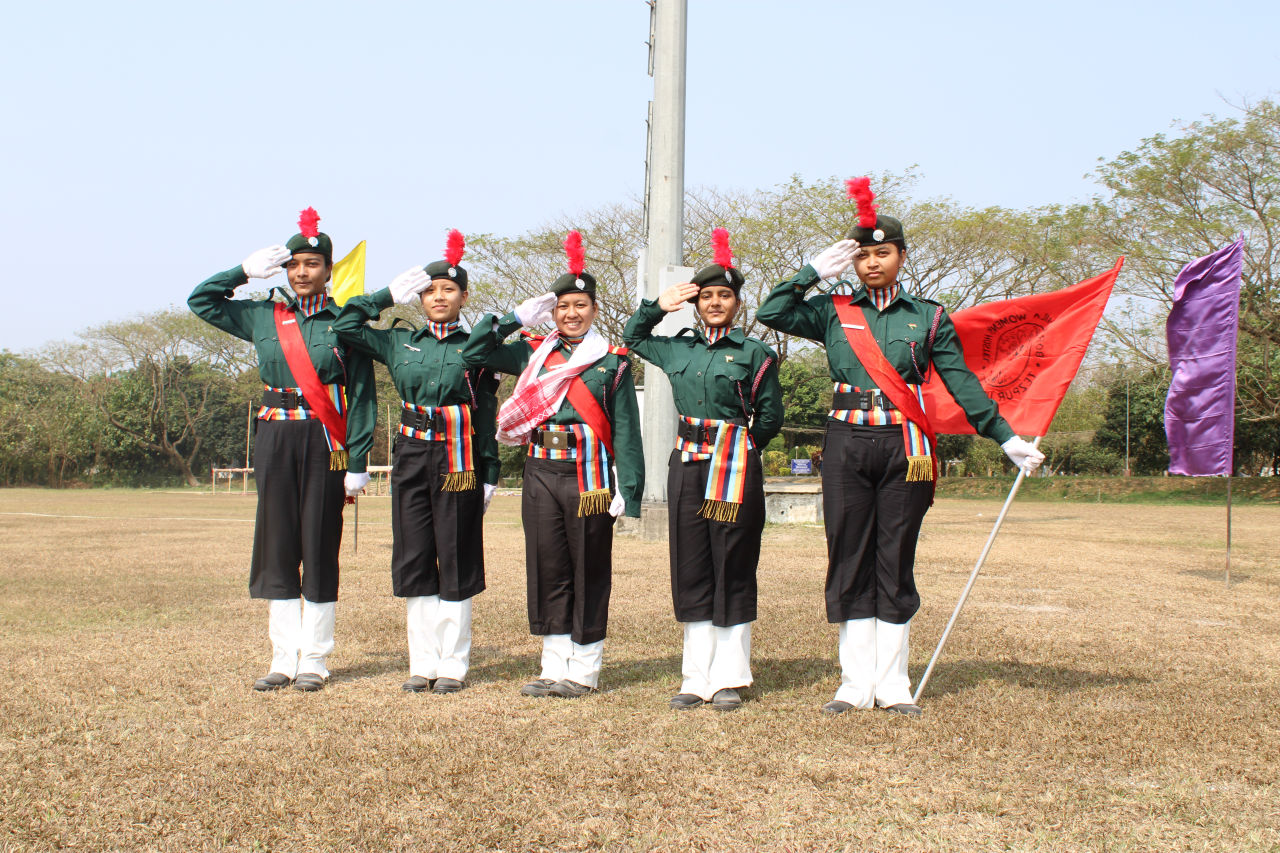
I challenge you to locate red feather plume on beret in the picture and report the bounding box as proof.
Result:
[564,230,585,275]
[711,227,734,268]
[845,177,877,228]
[444,229,465,266]
[297,207,321,239]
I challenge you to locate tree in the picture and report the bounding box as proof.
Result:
[1092,98,1280,423]
[45,310,254,486]
[1093,370,1171,476]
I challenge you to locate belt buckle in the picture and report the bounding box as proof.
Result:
[546,431,569,450]
[281,389,299,409]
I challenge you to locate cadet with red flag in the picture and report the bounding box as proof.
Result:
[756,179,1044,716]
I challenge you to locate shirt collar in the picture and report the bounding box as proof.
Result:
[425,320,461,340]
[295,292,330,317]
[702,325,741,346]
[853,282,902,310]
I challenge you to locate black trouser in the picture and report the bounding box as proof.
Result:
[521,455,615,645]
[821,420,934,624]
[390,435,486,601]
[250,419,345,603]
[667,448,764,627]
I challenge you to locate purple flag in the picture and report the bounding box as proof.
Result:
[1164,237,1243,476]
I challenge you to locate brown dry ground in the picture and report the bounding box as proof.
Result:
[0,489,1277,853]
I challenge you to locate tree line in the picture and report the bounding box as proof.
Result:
[5,100,1279,487]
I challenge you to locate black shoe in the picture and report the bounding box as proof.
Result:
[432,677,465,694]
[821,699,854,716]
[882,702,922,718]
[401,676,432,693]
[252,672,292,692]
[293,673,327,692]
[520,678,556,697]
[550,679,596,698]
[710,688,742,711]
[669,693,704,710]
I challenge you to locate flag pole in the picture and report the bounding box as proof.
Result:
[1225,475,1231,588]
[913,436,1041,703]
[353,496,359,555]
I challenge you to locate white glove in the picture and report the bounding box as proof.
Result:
[515,292,557,327]
[483,483,497,513]
[389,267,431,305]
[344,471,371,496]
[608,493,626,518]
[242,245,291,279]
[810,239,860,279]
[1001,437,1045,475]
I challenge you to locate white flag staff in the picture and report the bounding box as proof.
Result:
[913,436,1042,704]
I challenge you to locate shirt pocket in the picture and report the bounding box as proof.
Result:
[712,359,752,413]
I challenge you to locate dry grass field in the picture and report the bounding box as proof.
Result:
[1,487,1277,852]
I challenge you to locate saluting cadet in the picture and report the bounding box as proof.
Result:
[189,208,376,692]
[622,229,782,711]
[466,231,643,698]
[332,230,499,695]
[755,179,1044,716]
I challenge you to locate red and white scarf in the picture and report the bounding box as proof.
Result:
[496,329,608,446]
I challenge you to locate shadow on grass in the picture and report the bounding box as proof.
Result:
[1179,568,1250,584]
[914,657,1148,700]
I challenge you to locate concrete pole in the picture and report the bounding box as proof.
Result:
[639,0,690,503]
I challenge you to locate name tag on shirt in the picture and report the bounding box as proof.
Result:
[283,318,297,325]
[840,323,865,330]
[404,344,421,352]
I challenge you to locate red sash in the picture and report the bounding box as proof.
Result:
[832,297,938,482]
[273,302,349,460]
[545,350,614,456]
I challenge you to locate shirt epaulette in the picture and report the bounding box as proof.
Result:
[608,345,629,356]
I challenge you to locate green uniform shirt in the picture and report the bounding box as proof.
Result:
[465,312,645,518]
[623,298,784,449]
[332,287,501,486]
[188,265,377,473]
[755,264,1015,444]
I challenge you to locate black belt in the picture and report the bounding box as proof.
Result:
[262,389,310,410]
[400,408,447,434]
[677,418,746,446]
[531,429,577,450]
[832,390,896,411]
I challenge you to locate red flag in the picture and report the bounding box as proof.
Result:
[922,258,1123,436]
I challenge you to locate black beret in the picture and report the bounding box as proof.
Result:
[285,232,334,265]
[690,264,744,298]
[424,259,469,290]
[844,214,906,251]
[550,271,598,296]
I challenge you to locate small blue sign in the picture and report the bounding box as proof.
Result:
[790,459,813,475]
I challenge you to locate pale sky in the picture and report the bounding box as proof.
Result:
[2,0,1276,351]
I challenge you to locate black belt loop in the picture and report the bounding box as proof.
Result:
[832,390,897,411]
[400,407,446,434]
[531,429,576,450]
[676,418,746,445]
[262,389,309,410]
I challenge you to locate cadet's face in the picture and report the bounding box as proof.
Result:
[696,285,739,328]
[554,293,597,337]
[286,253,331,297]
[419,278,468,323]
[852,243,903,290]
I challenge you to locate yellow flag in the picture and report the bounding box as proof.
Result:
[330,240,366,306]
